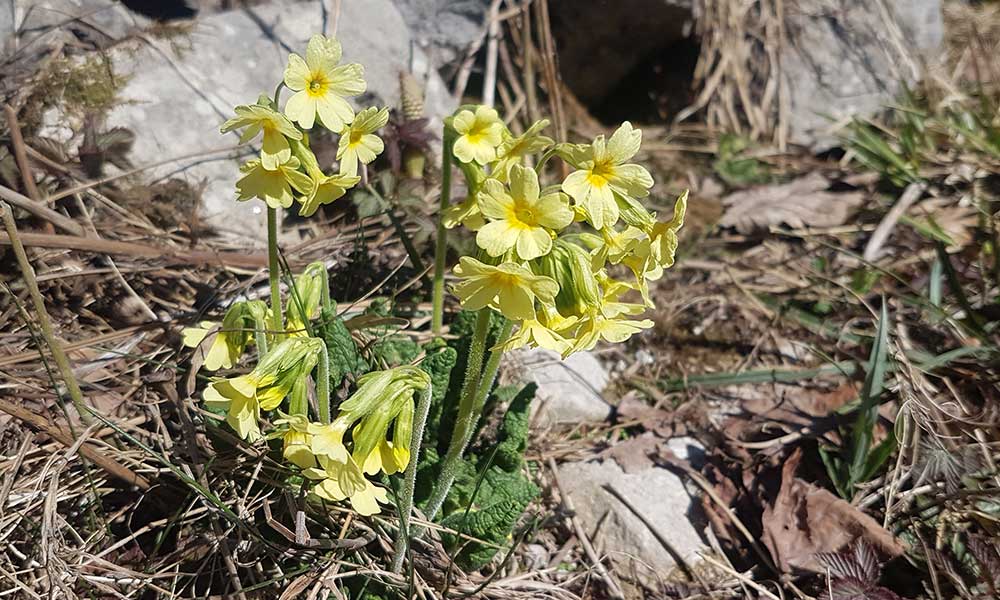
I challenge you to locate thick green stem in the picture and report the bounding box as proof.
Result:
[317,344,331,424]
[431,136,454,333]
[422,310,495,523]
[266,207,283,339]
[391,383,433,573]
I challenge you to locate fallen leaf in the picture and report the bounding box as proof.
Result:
[761,449,906,573]
[605,432,664,474]
[720,173,865,233]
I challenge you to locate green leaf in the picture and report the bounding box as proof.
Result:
[848,301,892,485]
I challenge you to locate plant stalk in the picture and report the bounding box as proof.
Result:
[431,136,454,333]
[267,207,283,339]
[1,201,90,423]
[317,343,331,424]
[391,383,433,573]
[422,311,504,524]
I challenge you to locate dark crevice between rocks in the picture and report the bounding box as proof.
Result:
[120,0,198,21]
[591,36,701,126]
[547,0,700,127]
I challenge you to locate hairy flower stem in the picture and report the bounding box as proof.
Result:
[391,383,433,573]
[253,315,269,357]
[431,136,454,333]
[316,344,331,424]
[1,202,90,423]
[266,207,283,339]
[423,311,512,524]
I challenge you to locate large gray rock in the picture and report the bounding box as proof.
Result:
[103,0,456,243]
[558,438,709,582]
[394,0,488,73]
[783,0,944,148]
[501,348,611,426]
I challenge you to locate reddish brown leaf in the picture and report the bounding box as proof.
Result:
[761,449,906,573]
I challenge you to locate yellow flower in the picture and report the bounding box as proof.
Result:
[297,171,360,217]
[452,257,559,321]
[476,164,573,260]
[308,419,351,462]
[333,367,427,473]
[221,103,302,170]
[569,310,654,356]
[275,414,317,469]
[284,34,365,131]
[182,301,265,371]
[451,105,504,165]
[561,121,654,229]
[201,337,323,441]
[304,455,387,516]
[337,106,389,176]
[235,157,313,209]
[204,375,264,441]
[493,119,554,181]
[493,318,571,355]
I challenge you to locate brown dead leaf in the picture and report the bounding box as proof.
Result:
[761,449,906,573]
[605,432,664,474]
[720,173,865,233]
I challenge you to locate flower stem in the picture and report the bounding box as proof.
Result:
[266,207,283,340]
[253,315,269,357]
[391,383,433,573]
[431,136,454,334]
[1,201,90,424]
[316,343,331,424]
[422,310,502,524]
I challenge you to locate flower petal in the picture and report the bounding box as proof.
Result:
[283,53,310,91]
[515,226,552,260]
[476,220,518,257]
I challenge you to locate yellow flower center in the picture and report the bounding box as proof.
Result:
[348,129,364,146]
[464,120,493,145]
[587,161,615,188]
[512,203,538,228]
[307,74,330,97]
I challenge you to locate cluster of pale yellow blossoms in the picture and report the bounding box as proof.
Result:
[443,106,687,356]
[223,34,389,216]
[181,34,421,516]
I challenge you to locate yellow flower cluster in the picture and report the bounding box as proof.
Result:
[445,108,687,356]
[181,263,425,515]
[222,34,390,217]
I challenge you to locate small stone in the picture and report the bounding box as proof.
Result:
[501,348,611,426]
[558,452,709,582]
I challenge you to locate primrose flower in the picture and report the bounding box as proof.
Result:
[274,413,316,469]
[476,164,574,260]
[221,102,302,170]
[304,455,387,516]
[452,257,559,321]
[493,119,554,181]
[493,318,571,355]
[286,262,326,328]
[182,300,266,371]
[451,105,504,165]
[332,367,429,473]
[284,34,365,131]
[561,121,654,230]
[201,337,323,441]
[569,310,654,356]
[204,376,265,441]
[235,157,313,209]
[337,106,389,176]
[292,141,361,217]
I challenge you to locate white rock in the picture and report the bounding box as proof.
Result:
[502,347,611,426]
[103,0,456,243]
[558,454,708,582]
